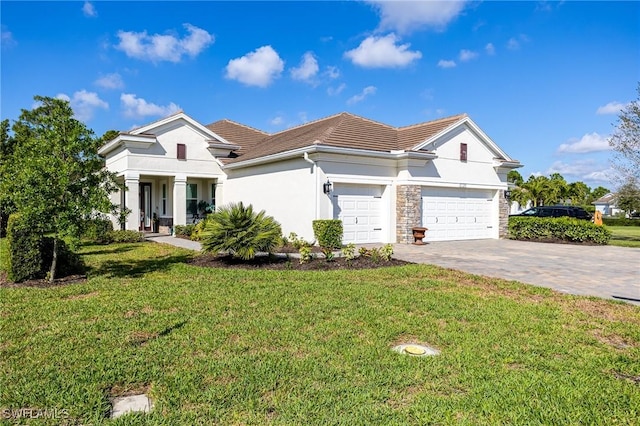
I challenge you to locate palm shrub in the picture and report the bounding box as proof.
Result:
[200,202,282,260]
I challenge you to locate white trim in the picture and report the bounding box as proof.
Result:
[224,145,437,170]
[98,134,157,156]
[412,117,519,165]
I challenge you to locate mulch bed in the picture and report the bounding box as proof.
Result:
[0,271,87,288]
[187,253,411,271]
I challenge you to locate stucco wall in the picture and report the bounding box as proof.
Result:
[225,158,317,240]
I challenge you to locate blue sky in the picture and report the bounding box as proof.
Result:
[2,1,638,188]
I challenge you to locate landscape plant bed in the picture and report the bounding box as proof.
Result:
[1,241,639,424]
[188,253,410,270]
[0,271,87,288]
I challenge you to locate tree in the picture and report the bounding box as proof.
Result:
[1,96,120,281]
[0,119,16,236]
[568,181,591,206]
[548,173,569,205]
[616,178,640,217]
[609,83,640,182]
[590,186,610,203]
[200,202,282,260]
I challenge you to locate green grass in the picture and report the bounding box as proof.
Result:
[1,240,639,425]
[608,226,640,248]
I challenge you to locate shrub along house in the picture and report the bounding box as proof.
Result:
[99,111,522,244]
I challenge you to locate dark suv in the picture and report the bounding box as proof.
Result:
[510,206,592,221]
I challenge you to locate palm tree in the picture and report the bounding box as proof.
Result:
[200,202,282,260]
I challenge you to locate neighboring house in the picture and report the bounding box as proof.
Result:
[593,193,623,217]
[99,111,522,244]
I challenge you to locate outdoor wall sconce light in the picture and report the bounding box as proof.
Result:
[323,179,332,194]
[504,190,511,200]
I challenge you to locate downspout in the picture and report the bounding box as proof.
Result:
[303,152,320,220]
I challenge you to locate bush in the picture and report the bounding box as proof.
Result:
[299,246,313,264]
[83,217,114,243]
[7,213,85,282]
[103,230,145,243]
[7,213,44,282]
[286,232,313,249]
[341,243,356,261]
[200,202,283,260]
[312,220,343,249]
[174,224,196,238]
[508,217,611,245]
[602,217,640,227]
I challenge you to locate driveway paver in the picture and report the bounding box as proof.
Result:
[390,239,640,305]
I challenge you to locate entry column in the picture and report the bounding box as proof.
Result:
[124,172,140,231]
[173,174,187,228]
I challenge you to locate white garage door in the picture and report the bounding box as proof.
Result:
[422,188,495,242]
[333,185,384,244]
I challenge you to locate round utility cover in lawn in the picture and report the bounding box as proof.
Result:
[393,343,440,357]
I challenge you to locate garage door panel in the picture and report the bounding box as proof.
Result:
[422,189,495,242]
[334,185,384,244]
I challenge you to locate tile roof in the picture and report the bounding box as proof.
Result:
[207,112,468,164]
[205,119,269,158]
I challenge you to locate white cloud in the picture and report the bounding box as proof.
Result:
[327,83,346,96]
[437,59,456,68]
[56,90,108,122]
[557,132,611,153]
[368,0,468,34]
[344,34,422,68]
[325,66,340,79]
[1,26,16,48]
[95,73,124,90]
[459,49,478,62]
[485,43,495,55]
[82,1,97,17]
[596,101,627,115]
[347,86,377,105]
[546,160,614,184]
[507,34,530,51]
[270,116,284,126]
[225,45,284,87]
[115,23,213,63]
[290,52,319,83]
[120,93,180,118]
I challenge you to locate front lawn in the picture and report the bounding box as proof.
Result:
[1,241,639,424]
[608,225,640,248]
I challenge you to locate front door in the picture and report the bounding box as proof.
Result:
[139,183,152,231]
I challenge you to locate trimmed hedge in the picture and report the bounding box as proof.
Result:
[602,217,640,227]
[103,230,145,243]
[508,217,611,245]
[312,219,343,249]
[7,213,84,282]
[174,224,196,238]
[7,213,44,282]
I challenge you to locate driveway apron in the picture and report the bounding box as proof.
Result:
[390,239,640,305]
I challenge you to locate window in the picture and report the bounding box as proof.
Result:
[161,183,167,215]
[211,182,217,212]
[460,143,468,162]
[186,183,198,216]
[177,143,186,160]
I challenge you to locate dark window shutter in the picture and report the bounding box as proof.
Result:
[177,143,186,160]
[460,143,468,161]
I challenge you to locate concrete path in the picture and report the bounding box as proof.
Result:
[145,234,203,251]
[145,234,640,305]
[389,240,640,305]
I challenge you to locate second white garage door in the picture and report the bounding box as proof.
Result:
[422,188,495,242]
[333,184,384,244]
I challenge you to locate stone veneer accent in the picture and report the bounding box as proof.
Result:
[396,185,422,244]
[499,192,509,238]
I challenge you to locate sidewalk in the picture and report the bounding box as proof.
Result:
[145,234,202,251]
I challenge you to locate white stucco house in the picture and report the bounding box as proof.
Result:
[593,193,623,217]
[98,111,522,244]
